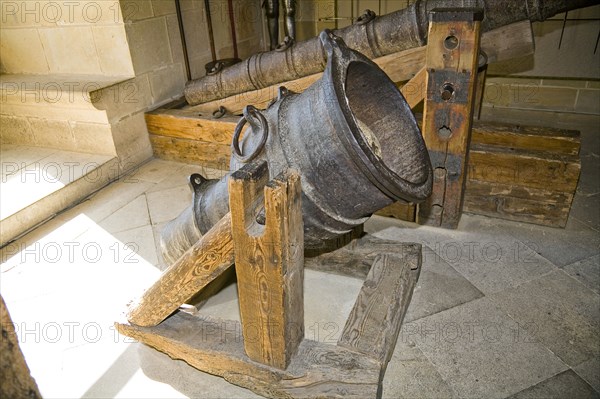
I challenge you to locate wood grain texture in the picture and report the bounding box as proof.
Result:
[470,122,580,156]
[464,181,573,227]
[127,213,235,327]
[418,15,482,229]
[400,67,426,109]
[229,162,304,369]
[339,248,421,366]
[468,145,581,192]
[116,313,380,399]
[145,109,238,144]
[1,295,41,399]
[149,135,231,170]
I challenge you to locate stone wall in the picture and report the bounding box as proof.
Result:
[0,0,265,171]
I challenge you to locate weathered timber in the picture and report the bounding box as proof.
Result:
[1,295,41,399]
[468,144,581,193]
[149,135,231,170]
[229,162,304,369]
[339,249,421,368]
[127,213,234,327]
[116,234,422,399]
[116,313,381,398]
[470,121,580,156]
[463,181,574,227]
[145,109,238,144]
[400,67,427,109]
[186,20,533,116]
[418,10,482,229]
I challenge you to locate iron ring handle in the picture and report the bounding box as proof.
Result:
[232,106,269,163]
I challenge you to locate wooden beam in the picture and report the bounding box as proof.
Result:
[229,162,304,369]
[145,109,238,144]
[400,67,427,109]
[186,21,533,116]
[149,135,231,170]
[418,10,482,229]
[116,313,380,399]
[127,213,234,327]
[339,247,421,367]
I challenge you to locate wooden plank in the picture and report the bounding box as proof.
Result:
[418,11,482,228]
[185,21,533,115]
[305,235,414,279]
[468,146,581,192]
[127,213,235,327]
[1,295,41,399]
[470,122,580,156]
[479,21,534,65]
[339,248,421,365]
[145,110,238,144]
[464,181,573,227]
[149,135,230,170]
[116,313,380,399]
[400,67,426,109]
[229,162,304,369]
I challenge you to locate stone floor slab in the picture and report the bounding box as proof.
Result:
[509,369,599,399]
[489,270,600,366]
[412,297,568,399]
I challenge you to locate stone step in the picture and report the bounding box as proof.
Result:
[0,145,120,246]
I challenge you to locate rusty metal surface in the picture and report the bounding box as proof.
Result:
[160,31,432,264]
[184,0,595,106]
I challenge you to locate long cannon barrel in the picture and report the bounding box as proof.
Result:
[184,0,595,105]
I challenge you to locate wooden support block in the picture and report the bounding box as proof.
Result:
[339,247,421,366]
[418,9,483,229]
[116,313,381,399]
[127,213,235,327]
[229,162,304,369]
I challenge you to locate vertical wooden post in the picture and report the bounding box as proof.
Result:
[418,8,483,229]
[229,161,304,370]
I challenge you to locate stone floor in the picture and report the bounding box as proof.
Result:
[0,113,598,399]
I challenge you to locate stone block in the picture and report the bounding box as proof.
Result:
[28,118,76,150]
[541,78,588,88]
[92,25,135,77]
[0,115,35,145]
[55,1,124,25]
[166,14,185,64]
[121,0,154,22]
[92,75,154,121]
[587,81,600,89]
[181,9,210,58]
[112,112,153,168]
[126,17,172,75]
[39,27,102,74]
[149,64,186,103]
[0,28,50,74]
[483,82,578,112]
[576,89,600,115]
[69,121,116,155]
[152,0,176,16]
